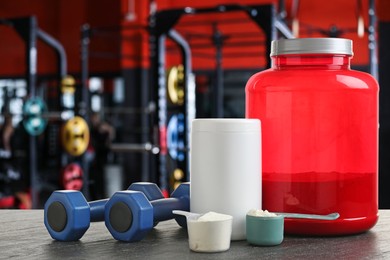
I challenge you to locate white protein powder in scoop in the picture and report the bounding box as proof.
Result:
[247,209,277,217]
[197,211,232,222]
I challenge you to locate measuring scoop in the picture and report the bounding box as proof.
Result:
[246,210,340,246]
[173,210,233,253]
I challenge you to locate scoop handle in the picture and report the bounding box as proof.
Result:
[172,210,201,219]
[275,212,340,220]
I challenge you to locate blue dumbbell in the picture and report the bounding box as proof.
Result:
[105,182,189,242]
[44,182,164,241]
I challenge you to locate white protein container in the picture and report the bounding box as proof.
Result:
[190,118,262,240]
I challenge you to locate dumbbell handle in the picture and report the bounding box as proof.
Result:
[88,185,165,222]
[89,199,108,222]
[87,183,165,222]
[151,197,189,222]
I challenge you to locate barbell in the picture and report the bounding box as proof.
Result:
[20,100,186,158]
[22,104,185,159]
[22,112,185,160]
[108,113,187,160]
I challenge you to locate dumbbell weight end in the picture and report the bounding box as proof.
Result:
[105,183,190,242]
[105,190,154,242]
[44,191,91,241]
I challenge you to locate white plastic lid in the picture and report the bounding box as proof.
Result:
[192,118,260,132]
[270,38,353,56]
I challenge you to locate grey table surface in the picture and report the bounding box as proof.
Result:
[0,210,389,260]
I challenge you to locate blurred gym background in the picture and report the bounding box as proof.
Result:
[0,0,389,209]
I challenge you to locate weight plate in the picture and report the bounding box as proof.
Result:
[167,65,185,106]
[61,163,83,190]
[61,116,90,156]
[61,75,76,94]
[22,97,48,136]
[167,113,185,161]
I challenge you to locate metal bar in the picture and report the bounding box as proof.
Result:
[191,51,266,59]
[89,24,146,32]
[0,19,12,26]
[80,24,90,120]
[185,32,265,39]
[36,29,67,78]
[140,67,151,182]
[10,111,80,120]
[275,18,295,39]
[177,18,254,27]
[167,29,193,182]
[89,52,143,60]
[36,28,68,118]
[148,12,158,184]
[89,33,143,42]
[166,41,266,50]
[189,4,252,14]
[110,143,160,154]
[11,17,38,97]
[220,51,266,57]
[110,143,189,153]
[12,17,39,209]
[80,24,91,199]
[368,0,378,79]
[157,34,168,192]
[26,18,38,209]
[278,0,287,21]
[103,106,155,114]
[245,5,277,68]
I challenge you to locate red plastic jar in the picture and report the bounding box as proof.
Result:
[245,38,379,235]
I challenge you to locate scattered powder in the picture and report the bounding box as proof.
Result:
[247,209,277,217]
[197,211,232,222]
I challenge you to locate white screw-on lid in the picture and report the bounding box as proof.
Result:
[270,38,353,56]
[192,119,260,132]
